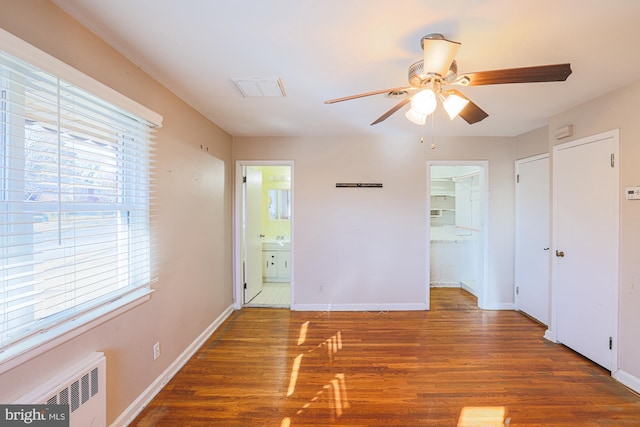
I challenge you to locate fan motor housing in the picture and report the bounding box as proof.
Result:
[408,60,458,87]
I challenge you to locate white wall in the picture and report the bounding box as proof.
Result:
[233,134,516,310]
[548,78,640,390]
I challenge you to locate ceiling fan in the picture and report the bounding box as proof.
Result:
[325,33,572,126]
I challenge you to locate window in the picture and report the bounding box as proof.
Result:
[0,42,160,365]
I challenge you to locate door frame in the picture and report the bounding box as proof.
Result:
[426,160,490,309]
[547,129,619,371]
[233,160,294,309]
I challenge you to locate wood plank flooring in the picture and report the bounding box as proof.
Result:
[130,288,640,426]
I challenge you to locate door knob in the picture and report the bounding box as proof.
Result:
[555,250,565,257]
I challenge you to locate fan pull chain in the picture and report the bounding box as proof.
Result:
[419,114,435,149]
[430,111,436,149]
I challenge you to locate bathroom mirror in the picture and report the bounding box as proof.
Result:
[268,189,291,220]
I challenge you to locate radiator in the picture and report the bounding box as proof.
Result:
[14,352,106,427]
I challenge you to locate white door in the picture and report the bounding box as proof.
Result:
[553,130,619,370]
[515,155,550,325]
[244,167,263,303]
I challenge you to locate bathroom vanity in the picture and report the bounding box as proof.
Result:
[262,240,291,282]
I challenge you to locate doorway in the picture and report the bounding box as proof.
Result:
[235,161,293,309]
[427,161,489,308]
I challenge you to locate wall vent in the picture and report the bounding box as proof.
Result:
[231,77,286,97]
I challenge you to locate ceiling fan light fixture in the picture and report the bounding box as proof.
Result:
[421,34,461,78]
[442,92,470,120]
[405,108,427,125]
[410,89,437,115]
[325,33,571,127]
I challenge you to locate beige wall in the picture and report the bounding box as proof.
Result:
[0,0,234,423]
[234,135,516,309]
[515,126,548,159]
[548,79,640,384]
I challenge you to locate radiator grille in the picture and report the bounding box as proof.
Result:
[47,367,99,412]
[14,352,106,427]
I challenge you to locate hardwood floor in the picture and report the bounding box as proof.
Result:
[130,288,640,426]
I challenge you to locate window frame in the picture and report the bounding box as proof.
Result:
[0,28,162,374]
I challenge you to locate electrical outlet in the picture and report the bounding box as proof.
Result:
[153,342,160,360]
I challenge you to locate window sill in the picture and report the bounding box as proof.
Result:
[0,288,153,375]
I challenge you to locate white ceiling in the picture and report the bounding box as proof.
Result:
[52,0,640,138]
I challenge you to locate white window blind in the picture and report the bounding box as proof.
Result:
[0,50,158,355]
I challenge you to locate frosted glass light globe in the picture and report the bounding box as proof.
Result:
[411,89,437,115]
[405,108,427,125]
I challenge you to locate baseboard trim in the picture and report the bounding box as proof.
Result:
[544,329,559,343]
[292,303,428,311]
[111,304,235,427]
[612,369,640,395]
[460,282,477,296]
[479,302,515,310]
[430,282,461,288]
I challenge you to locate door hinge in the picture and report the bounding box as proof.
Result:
[611,153,615,168]
[516,286,519,295]
[243,176,247,183]
[243,283,247,290]
[609,336,613,350]
[516,174,520,183]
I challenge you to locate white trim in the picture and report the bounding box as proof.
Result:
[112,304,235,427]
[460,282,477,296]
[430,283,462,288]
[292,303,427,312]
[481,302,516,311]
[612,369,640,395]
[0,27,162,127]
[543,329,559,343]
[516,153,549,164]
[0,289,152,374]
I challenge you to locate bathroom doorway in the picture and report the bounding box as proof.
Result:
[427,161,488,308]
[235,161,293,308]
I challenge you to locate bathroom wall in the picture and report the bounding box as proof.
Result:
[261,166,291,239]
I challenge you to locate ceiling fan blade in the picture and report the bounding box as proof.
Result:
[422,35,461,78]
[459,63,572,86]
[446,89,489,124]
[325,87,414,104]
[370,97,413,125]
[459,101,489,124]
